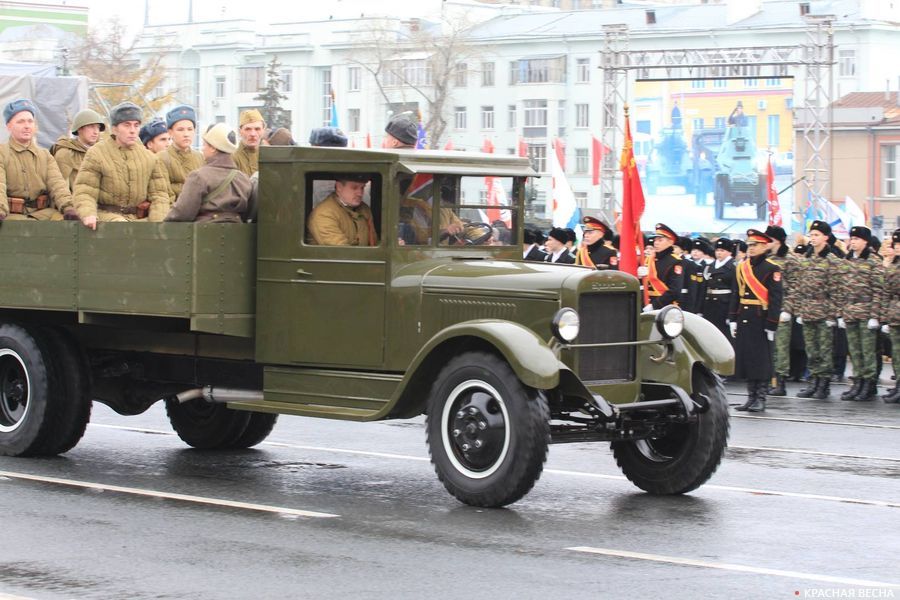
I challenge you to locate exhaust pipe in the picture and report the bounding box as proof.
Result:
[175,386,264,404]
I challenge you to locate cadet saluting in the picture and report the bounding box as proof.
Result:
[729,229,783,412]
[637,223,683,311]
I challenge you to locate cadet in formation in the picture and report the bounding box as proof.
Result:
[232,109,265,176]
[523,228,547,262]
[160,105,204,202]
[703,238,735,342]
[0,98,75,221]
[139,118,170,154]
[881,229,900,403]
[730,229,783,412]
[675,237,699,312]
[51,108,106,192]
[766,225,801,396]
[165,123,251,223]
[307,174,377,246]
[74,102,171,228]
[638,223,683,311]
[794,220,844,400]
[839,226,884,402]
[543,228,575,264]
[574,216,617,269]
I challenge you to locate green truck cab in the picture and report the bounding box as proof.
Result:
[0,146,734,507]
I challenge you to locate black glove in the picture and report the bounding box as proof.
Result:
[63,209,79,221]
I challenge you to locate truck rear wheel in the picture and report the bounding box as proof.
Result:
[38,328,92,455]
[164,398,252,449]
[0,323,64,456]
[426,352,549,508]
[227,412,278,449]
[612,370,729,495]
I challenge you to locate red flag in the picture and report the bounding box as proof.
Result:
[482,138,500,223]
[517,137,528,158]
[444,139,454,151]
[365,133,372,148]
[591,136,608,186]
[554,137,566,171]
[618,112,646,279]
[766,157,782,226]
[482,138,495,154]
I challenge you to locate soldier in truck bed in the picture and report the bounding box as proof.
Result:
[0,98,76,221]
[51,108,106,193]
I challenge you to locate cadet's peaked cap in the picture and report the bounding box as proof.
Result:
[713,237,733,252]
[849,225,872,242]
[71,109,106,134]
[547,227,568,244]
[110,102,142,126]
[3,98,35,123]
[651,223,678,242]
[765,225,787,243]
[808,219,832,236]
[138,119,167,146]
[747,229,773,244]
[203,123,238,154]
[166,105,196,129]
[239,108,265,127]
[385,113,418,146]
[893,228,900,245]
[582,216,609,234]
[309,126,347,147]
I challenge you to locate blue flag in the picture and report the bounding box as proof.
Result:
[329,90,338,128]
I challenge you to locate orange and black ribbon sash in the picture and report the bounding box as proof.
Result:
[737,259,769,308]
[645,254,669,297]
[576,245,595,268]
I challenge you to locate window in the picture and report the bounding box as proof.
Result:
[527,143,547,173]
[714,116,726,128]
[575,103,590,128]
[481,105,495,130]
[508,104,517,129]
[883,145,898,197]
[306,172,382,245]
[765,78,781,87]
[558,100,566,137]
[576,58,590,83]
[348,108,360,133]
[575,148,589,174]
[454,106,467,130]
[574,191,588,208]
[636,120,651,135]
[456,63,468,87]
[215,76,226,99]
[384,59,432,86]
[509,56,566,85]
[713,79,727,88]
[692,118,704,130]
[238,66,265,93]
[281,69,293,93]
[523,99,547,137]
[691,80,706,89]
[767,114,780,147]
[481,62,494,87]
[839,49,856,77]
[321,69,333,125]
[348,66,361,91]
[744,78,758,87]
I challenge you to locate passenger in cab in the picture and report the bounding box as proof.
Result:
[51,109,106,192]
[160,105,203,202]
[0,98,76,221]
[165,123,250,223]
[139,119,170,154]
[307,174,377,246]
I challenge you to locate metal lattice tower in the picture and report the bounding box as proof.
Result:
[801,15,835,204]
[598,24,628,221]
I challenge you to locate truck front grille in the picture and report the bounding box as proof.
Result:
[577,292,636,383]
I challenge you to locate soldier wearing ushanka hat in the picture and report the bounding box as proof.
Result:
[764,225,802,397]
[728,229,783,412]
[702,237,736,345]
[637,223,683,311]
[794,219,845,400]
[384,113,418,149]
[139,118,169,153]
[543,227,575,264]
[160,105,203,202]
[881,229,900,403]
[575,216,618,270]
[674,236,700,312]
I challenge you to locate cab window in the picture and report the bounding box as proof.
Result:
[304,171,382,246]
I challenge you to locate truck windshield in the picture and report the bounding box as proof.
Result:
[398,174,519,247]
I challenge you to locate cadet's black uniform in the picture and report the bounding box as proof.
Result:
[704,257,736,343]
[545,251,575,264]
[647,246,683,309]
[679,257,700,313]
[580,240,618,270]
[524,244,547,262]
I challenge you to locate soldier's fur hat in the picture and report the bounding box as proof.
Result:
[733,240,748,255]
[547,227,568,244]
[3,98,35,123]
[203,123,238,154]
[385,113,418,146]
[676,236,693,252]
[808,220,832,236]
[71,109,105,135]
[139,119,167,146]
[692,237,713,255]
[849,226,872,243]
[267,127,296,146]
[893,229,900,245]
[713,237,733,253]
[564,228,577,244]
[765,225,787,244]
[309,127,347,147]
[110,102,142,126]
[239,109,265,128]
[166,105,196,129]
[524,228,537,245]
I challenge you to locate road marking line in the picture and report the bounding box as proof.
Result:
[0,470,338,519]
[566,546,900,588]
[730,444,900,463]
[88,424,900,508]
[731,415,900,430]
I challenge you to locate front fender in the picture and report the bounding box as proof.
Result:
[408,320,561,390]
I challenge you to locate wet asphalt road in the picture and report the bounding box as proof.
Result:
[1,379,898,600]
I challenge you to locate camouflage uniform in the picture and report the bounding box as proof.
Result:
[0,139,73,220]
[232,144,259,177]
[770,249,801,379]
[882,256,900,392]
[795,244,844,396]
[160,144,204,202]
[841,249,883,381]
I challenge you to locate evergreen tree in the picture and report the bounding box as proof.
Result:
[255,56,290,130]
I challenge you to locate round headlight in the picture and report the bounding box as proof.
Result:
[551,308,580,342]
[655,305,684,339]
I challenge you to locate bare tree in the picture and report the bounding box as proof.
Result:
[348,17,481,149]
[71,18,174,114]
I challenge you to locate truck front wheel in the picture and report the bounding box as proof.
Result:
[165,398,252,449]
[612,371,729,495]
[426,352,549,508]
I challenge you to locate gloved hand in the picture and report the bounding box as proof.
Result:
[642,304,654,313]
[796,316,803,325]
[636,266,649,278]
[825,319,836,328]
[63,208,79,221]
[882,324,891,334]
[779,311,791,323]
[0,213,5,221]
[868,318,880,330]
[766,330,775,342]
[729,322,737,338]
[837,317,846,329]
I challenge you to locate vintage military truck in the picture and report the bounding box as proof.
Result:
[0,147,733,507]
[713,125,767,220]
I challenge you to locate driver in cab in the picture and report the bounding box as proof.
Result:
[307,174,377,246]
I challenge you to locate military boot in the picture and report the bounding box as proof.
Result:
[813,377,831,400]
[797,377,819,399]
[768,375,786,397]
[748,381,766,412]
[883,381,900,403]
[735,381,758,411]
[852,378,876,402]
[840,377,862,401]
